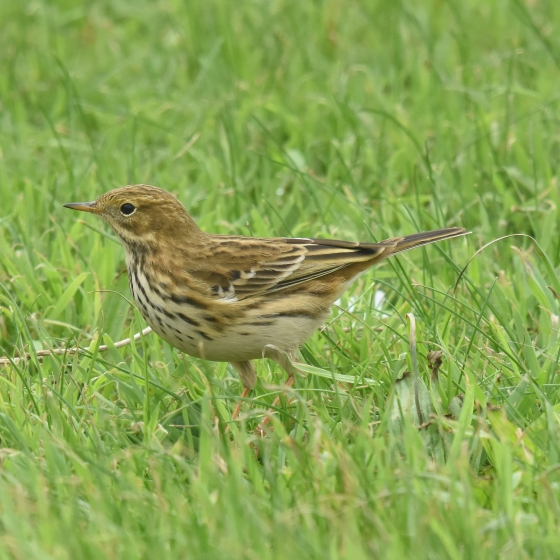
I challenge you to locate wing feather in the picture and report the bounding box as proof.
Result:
[188,227,467,301]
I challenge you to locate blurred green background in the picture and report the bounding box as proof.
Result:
[1,0,560,558]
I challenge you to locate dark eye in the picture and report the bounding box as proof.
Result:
[120,203,136,216]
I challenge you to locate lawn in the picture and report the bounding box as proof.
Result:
[1,0,560,558]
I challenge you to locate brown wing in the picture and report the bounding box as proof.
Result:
[188,227,467,301]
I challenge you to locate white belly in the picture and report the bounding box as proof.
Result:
[127,263,327,363]
[148,313,322,362]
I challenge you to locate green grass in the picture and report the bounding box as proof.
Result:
[1,0,560,557]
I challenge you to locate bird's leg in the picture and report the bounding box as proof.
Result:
[230,361,256,420]
[231,387,252,420]
[257,347,299,431]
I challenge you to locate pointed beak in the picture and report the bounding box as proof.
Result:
[63,201,99,214]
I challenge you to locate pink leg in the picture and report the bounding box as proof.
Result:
[231,386,252,420]
[256,374,296,434]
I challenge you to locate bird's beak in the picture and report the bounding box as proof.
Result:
[63,201,99,214]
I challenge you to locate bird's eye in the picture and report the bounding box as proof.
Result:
[120,203,136,216]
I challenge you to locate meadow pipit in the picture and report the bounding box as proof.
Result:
[65,185,467,407]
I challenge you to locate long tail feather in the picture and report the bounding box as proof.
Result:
[388,227,469,255]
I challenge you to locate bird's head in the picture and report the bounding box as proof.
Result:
[64,184,201,245]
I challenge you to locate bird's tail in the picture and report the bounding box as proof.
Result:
[386,227,469,255]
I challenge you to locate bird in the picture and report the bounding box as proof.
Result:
[64,184,468,414]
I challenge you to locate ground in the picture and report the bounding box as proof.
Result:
[1,0,560,558]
